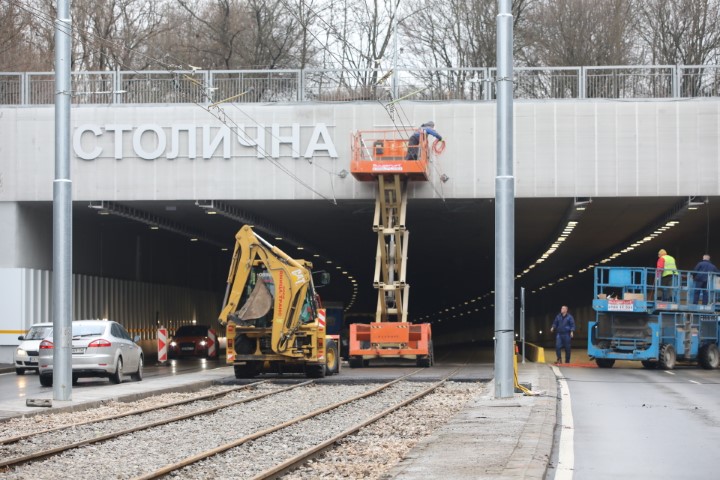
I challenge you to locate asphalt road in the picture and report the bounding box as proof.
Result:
[559,364,720,478]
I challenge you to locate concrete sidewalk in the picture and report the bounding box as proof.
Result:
[0,366,235,420]
[386,362,557,479]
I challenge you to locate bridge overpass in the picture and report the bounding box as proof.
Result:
[1,66,719,361]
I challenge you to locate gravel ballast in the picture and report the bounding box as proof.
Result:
[2,380,485,479]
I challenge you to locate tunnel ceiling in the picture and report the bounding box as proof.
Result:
[66,194,718,331]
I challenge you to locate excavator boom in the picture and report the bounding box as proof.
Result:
[218,225,338,379]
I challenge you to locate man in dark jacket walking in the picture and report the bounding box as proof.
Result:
[551,305,576,364]
[692,254,719,305]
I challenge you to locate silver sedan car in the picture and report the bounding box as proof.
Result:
[38,320,144,387]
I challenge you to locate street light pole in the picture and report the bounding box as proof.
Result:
[494,0,515,398]
[53,0,73,401]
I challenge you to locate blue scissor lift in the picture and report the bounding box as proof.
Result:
[588,266,720,369]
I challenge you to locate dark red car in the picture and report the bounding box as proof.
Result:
[168,325,218,359]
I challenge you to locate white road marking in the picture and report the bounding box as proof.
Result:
[689,380,701,385]
[553,365,574,479]
[663,370,676,375]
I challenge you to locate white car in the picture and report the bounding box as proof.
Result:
[14,323,53,375]
[38,320,144,387]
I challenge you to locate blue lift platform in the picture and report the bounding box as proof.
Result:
[588,266,720,369]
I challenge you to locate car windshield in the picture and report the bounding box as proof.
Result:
[72,324,106,337]
[25,326,52,340]
[175,325,208,337]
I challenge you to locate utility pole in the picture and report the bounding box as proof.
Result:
[494,0,515,398]
[53,0,73,401]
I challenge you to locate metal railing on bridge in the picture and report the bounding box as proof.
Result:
[1,65,719,105]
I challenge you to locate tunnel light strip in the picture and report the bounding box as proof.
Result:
[417,198,695,324]
[89,201,223,248]
[529,210,689,295]
[516,220,580,280]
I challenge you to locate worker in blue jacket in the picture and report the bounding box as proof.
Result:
[692,254,719,305]
[405,121,443,160]
[551,305,575,365]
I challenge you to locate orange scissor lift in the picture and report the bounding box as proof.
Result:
[348,130,434,368]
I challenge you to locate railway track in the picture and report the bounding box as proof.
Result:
[0,380,305,471]
[2,367,477,479]
[0,382,267,446]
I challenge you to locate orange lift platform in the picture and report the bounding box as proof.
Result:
[348,129,434,368]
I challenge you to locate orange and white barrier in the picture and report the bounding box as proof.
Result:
[226,323,235,363]
[207,328,218,358]
[157,327,168,364]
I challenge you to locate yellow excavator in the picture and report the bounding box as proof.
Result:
[218,225,339,379]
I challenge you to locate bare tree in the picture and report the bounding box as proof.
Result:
[400,0,534,69]
[172,0,254,69]
[524,0,637,67]
[395,0,534,100]
[69,0,168,70]
[0,1,47,70]
[168,0,312,70]
[297,0,400,99]
[636,0,720,65]
[321,0,399,71]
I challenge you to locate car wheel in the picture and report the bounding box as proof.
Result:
[131,356,144,381]
[111,357,124,384]
[15,368,25,375]
[39,373,53,387]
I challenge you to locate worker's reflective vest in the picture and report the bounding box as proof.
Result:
[661,255,678,277]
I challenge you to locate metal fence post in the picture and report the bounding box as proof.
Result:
[115,68,122,105]
[299,69,305,102]
[22,72,28,105]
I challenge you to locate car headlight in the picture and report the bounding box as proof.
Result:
[170,341,177,347]
[16,348,27,357]
[199,340,207,346]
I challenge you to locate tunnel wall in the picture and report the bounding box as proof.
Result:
[2,100,720,203]
[0,267,222,363]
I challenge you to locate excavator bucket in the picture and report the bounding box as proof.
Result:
[237,280,273,321]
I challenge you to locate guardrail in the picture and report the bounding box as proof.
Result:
[1,65,719,105]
